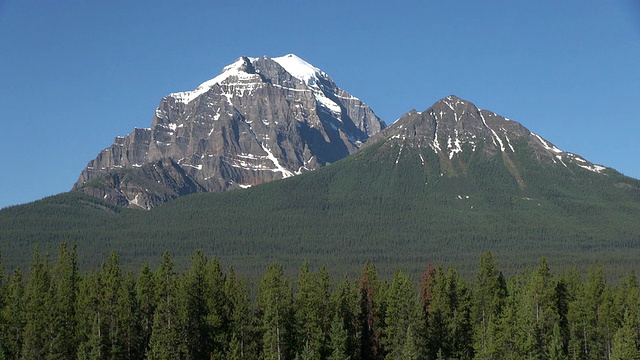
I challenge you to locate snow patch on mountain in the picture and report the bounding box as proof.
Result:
[532,133,563,154]
[170,57,260,104]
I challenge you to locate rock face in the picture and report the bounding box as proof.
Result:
[74,54,386,209]
[368,95,607,176]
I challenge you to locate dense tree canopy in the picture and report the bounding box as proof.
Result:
[0,247,639,359]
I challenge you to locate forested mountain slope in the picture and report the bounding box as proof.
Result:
[1,96,639,278]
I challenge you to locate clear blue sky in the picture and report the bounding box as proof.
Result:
[1,1,639,209]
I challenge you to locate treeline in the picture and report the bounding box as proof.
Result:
[1,244,640,359]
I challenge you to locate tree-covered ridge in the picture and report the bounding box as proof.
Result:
[1,135,640,280]
[1,245,640,359]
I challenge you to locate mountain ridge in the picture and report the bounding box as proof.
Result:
[2,96,639,278]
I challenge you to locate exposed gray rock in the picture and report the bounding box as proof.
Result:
[74,55,386,208]
[369,95,607,174]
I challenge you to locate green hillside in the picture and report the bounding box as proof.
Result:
[1,137,639,278]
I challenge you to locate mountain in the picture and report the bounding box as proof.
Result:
[73,54,385,209]
[1,96,639,278]
[370,95,608,180]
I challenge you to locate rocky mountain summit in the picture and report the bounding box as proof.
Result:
[74,54,386,209]
[369,95,607,180]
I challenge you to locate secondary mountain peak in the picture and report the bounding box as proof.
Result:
[74,55,385,209]
[371,96,608,177]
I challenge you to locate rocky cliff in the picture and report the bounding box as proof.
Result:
[74,55,385,208]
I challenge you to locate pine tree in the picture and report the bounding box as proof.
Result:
[472,251,506,358]
[553,277,570,359]
[565,267,589,360]
[492,273,528,359]
[316,266,332,357]
[225,267,254,360]
[419,263,437,358]
[445,267,473,360]
[181,250,214,360]
[421,265,473,359]
[611,309,640,360]
[136,263,155,351]
[294,262,330,358]
[147,251,185,359]
[114,272,143,359]
[548,322,569,360]
[206,256,230,359]
[102,251,127,359]
[327,313,350,360]
[294,340,319,360]
[569,263,608,360]
[48,242,79,359]
[401,324,420,360]
[227,332,244,360]
[358,261,384,360]
[21,246,51,360]
[258,262,293,360]
[0,268,25,360]
[331,275,359,360]
[383,270,418,360]
[76,269,106,360]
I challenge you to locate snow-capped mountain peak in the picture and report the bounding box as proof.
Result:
[170,56,259,104]
[75,54,385,208]
[273,54,324,86]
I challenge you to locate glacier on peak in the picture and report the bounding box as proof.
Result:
[168,54,345,115]
[273,54,343,115]
[272,54,325,86]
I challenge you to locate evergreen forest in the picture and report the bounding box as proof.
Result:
[2,243,640,360]
[2,138,640,280]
